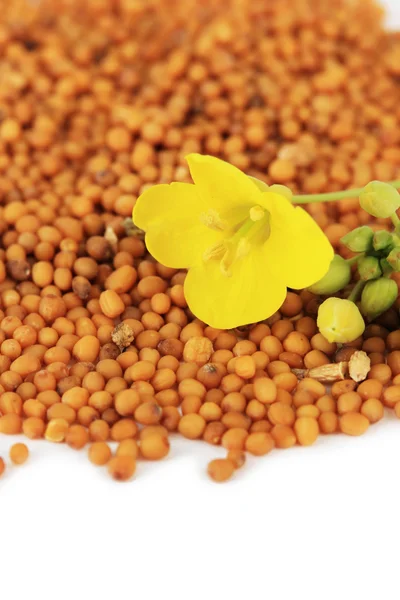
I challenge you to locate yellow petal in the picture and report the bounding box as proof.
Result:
[133,182,206,230]
[263,192,334,289]
[186,154,263,213]
[133,182,222,269]
[248,175,269,192]
[145,225,222,269]
[184,247,287,329]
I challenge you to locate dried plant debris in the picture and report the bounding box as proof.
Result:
[293,362,347,383]
[348,351,371,383]
[122,218,145,239]
[111,322,135,350]
[104,226,119,253]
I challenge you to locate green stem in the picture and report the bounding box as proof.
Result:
[346,254,364,266]
[347,280,365,303]
[292,180,400,205]
[390,212,400,228]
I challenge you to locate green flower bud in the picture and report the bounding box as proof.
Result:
[372,230,395,252]
[360,278,398,321]
[341,226,374,253]
[308,255,351,295]
[380,258,394,276]
[359,181,400,218]
[387,247,400,272]
[357,256,382,281]
[317,297,365,343]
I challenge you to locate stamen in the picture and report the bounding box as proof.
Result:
[203,241,226,262]
[249,206,265,222]
[220,244,235,277]
[200,209,227,231]
[202,205,271,277]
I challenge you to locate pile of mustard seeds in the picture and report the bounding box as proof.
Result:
[0,0,400,482]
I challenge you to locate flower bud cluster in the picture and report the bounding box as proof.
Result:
[314,180,400,342]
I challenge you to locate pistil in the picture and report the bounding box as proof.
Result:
[202,205,271,277]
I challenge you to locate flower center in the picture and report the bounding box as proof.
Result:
[202,205,270,277]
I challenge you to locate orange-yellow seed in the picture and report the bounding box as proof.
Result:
[116,439,139,459]
[178,413,206,439]
[45,418,69,443]
[66,424,89,449]
[140,434,170,460]
[9,443,29,465]
[107,455,136,481]
[99,290,125,318]
[245,432,275,456]
[339,413,370,436]
[0,413,22,434]
[226,449,246,469]
[294,417,319,446]
[23,417,45,439]
[207,458,235,482]
[88,442,112,465]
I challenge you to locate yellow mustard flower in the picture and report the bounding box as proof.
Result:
[133,154,334,329]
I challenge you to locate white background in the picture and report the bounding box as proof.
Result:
[2,2,400,600]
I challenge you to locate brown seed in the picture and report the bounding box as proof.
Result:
[7,260,31,281]
[72,276,92,299]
